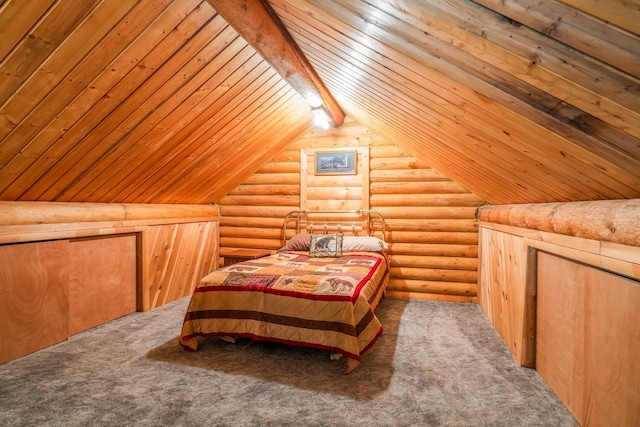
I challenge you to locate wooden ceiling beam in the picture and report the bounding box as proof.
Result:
[206,0,345,127]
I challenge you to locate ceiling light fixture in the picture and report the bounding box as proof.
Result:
[311,106,331,130]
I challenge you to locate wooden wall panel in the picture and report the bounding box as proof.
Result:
[68,235,137,335]
[537,252,640,427]
[478,227,536,366]
[143,221,218,311]
[218,118,485,301]
[0,240,70,364]
[0,202,219,362]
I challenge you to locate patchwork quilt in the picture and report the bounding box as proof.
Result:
[179,250,389,363]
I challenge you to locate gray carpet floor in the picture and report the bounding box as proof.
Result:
[0,297,577,426]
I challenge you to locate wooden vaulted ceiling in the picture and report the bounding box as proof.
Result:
[0,0,638,205]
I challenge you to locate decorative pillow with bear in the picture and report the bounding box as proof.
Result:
[308,233,343,258]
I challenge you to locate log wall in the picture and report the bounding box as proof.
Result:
[218,118,486,302]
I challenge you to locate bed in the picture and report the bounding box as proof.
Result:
[179,210,390,373]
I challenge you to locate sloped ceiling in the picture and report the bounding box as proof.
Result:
[0,0,638,205]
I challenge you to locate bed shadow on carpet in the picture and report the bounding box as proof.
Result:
[146,298,408,401]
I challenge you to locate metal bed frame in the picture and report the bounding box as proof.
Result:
[282,209,386,245]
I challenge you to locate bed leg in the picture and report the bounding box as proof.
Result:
[345,357,360,374]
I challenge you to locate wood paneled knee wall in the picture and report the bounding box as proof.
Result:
[0,202,219,363]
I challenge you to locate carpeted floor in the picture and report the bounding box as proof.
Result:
[0,297,577,426]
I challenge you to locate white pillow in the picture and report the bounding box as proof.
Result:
[341,236,388,252]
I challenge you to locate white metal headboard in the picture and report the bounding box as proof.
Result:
[282,209,386,245]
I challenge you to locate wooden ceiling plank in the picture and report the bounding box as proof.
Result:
[313,48,636,200]
[313,71,536,202]
[151,89,308,203]
[409,0,640,101]
[308,66,552,201]
[119,68,288,201]
[0,0,98,105]
[299,1,640,169]
[183,97,310,204]
[172,85,304,197]
[0,0,174,182]
[0,0,56,62]
[109,52,274,202]
[57,19,239,202]
[284,7,632,201]
[559,0,640,36]
[0,0,141,141]
[205,0,344,127]
[112,58,278,203]
[348,107,529,204]
[112,56,277,201]
[280,0,637,199]
[16,2,218,201]
[359,0,640,138]
[141,79,298,203]
[472,0,639,77]
[0,0,204,199]
[93,44,258,200]
[318,52,624,200]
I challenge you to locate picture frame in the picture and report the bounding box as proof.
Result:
[314,151,357,175]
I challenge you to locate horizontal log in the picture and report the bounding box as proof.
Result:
[388,278,477,296]
[217,195,300,206]
[384,290,475,303]
[306,187,363,200]
[369,157,432,170]
[0,222,141,245]
[388,243,478,257]
[478,199,640,247]
[369,169,450,182]
[256,161,300,174]
[219,247,274,257]
[220,216,287,229]
[305,174,362,187]
[370,181,470,194]
[0,201,219,226]
[244,173,300,185]
[389,255,477,271]
[385,231,478,245]
[220,237,282,250]
[228,184,299,196]
[369,145,414,158]
[221,226,281,239]
[266,150,300,163]
[371,193,485,207]
[389,267,478,282]
[305,200,364,211]
[218,205,295,218]
[384,218,478,232]
[373,206,479,219]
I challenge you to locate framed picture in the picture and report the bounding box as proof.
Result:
[315,151,357,175]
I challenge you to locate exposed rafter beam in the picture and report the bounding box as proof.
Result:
[206,0,345,127]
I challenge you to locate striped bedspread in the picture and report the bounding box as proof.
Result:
[179,250,389,363]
